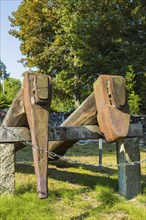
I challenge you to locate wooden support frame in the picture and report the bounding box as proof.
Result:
[0,74,143,200]
[0,123,142,143]
[0,123,143,199]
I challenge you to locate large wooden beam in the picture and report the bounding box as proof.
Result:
[0,125,102,142]
[0,88,27,195]
[48,93,97,155]
[49,125,102,140]
[2,88,27,128]
[0,127,31,143]
[2,88,28,151]
[0,124,142,142]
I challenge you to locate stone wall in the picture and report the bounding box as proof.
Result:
[0,109,6,125]
[49,112,71,126]
[131,115,146,145]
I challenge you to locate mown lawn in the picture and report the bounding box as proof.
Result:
[0,141,146,220]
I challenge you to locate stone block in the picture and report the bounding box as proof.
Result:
[0,144,15,194]
[116,138,141,199]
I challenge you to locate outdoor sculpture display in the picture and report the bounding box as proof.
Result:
[0,74,143,199]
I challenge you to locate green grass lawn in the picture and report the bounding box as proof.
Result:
[0,141,146,220]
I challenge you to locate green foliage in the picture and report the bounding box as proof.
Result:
[97,188,122,208]
[113,202,146,220]
[135,72,146,114]
[0,78,21,109]
[0,191,55,220]
[0,60,21,109]
[9,0,57,72]
[51,78,75,112]
[9,0,146,111]
[125,65,141,114]
[0,60,9,79]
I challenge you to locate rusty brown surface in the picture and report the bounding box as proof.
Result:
[48,93,97,156]
[23,73,51,198]
[93,75,130,142]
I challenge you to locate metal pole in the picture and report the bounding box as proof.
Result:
[98,138,103,171]
[2,69,5,94]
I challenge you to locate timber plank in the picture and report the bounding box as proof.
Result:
[0,127,31,143]
[1,88,28,151]
[48,93,98,155]
[0,124,142,143]
[2,88,27,128]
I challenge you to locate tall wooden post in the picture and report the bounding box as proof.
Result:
[23,73,52,198]
[116,138,141,199]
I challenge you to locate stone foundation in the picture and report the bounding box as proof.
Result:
[116,138,141,199]
[0,144,15,194]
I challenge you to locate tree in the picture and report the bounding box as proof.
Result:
[0,60,9,80]
[135,72,146,114]
[125,65,141,114]
[0,78,21,109]
[9,0,146,111]
[9,0,57,73]
[0,60,10,94]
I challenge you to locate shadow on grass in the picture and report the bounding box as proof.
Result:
[16,162,118,191]
[141,175,146,194]
[15,182,37,195]
[16,163,34,174]
[66,142,116,157]
[48,168,118,190]
[49,159,117,175]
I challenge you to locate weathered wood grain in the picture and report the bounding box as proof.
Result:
[2,88,27,128]
[93,75,130,142]
[0,127,31,142]
[23,73,51,198]
[0,124,142,143]
[48,92,98,155]
[2,88,28,151]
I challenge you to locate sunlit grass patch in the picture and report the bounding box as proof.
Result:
[96,187,123,208]
[136,194,146,203]
[113,202,146,220]
[1,142,145,220]
[0,192,56,220]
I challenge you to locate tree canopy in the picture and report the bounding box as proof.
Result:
[0,77,21,109]
[0,60,10,80]
[0,60,21,109]
[125,65,141,114]
[9,0,146,113]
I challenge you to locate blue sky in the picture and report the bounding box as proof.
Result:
[1,0,26,81]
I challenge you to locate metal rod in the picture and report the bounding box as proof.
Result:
[98,138,103,171]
